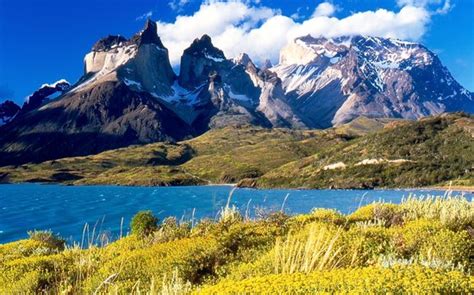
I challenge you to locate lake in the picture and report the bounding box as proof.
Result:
[0,184,471,244]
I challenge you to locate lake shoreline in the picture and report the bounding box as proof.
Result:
[1,181,473,193]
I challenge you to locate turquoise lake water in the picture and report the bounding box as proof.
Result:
[0,184,471,244]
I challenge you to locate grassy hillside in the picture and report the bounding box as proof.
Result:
[1,194,473,293]
[248,113,474,189]
[0,113,472,188]
[0,127,350,186]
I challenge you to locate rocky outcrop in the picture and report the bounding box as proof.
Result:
[272,35,474,127]
[80,19,175,97]
[21,80,71,113]
[0,100,20,126]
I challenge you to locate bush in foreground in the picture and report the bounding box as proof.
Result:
[130,210,159,237]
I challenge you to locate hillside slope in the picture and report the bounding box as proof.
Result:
[0,113,472,188]
[248,113,473,189]
[0,126,349,186]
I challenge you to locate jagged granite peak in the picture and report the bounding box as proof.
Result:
[187,34,226,59]
[256,70,308,129]
[178,34,228,89]
[272,35,474,127]
[77,19,175,97]
[261,59,273,71]
[22,79,71,113]
[0,100,20,126]
[130,19,166,48]
[175,37,306,130]
[92,35,128,52]
[234,53,252,67]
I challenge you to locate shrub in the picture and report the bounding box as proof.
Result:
[339,226,392,267]
[83,237,221,293]
[420,229,473,271]
[153,217,191,243]
[348,203,401,226]
[27,230,65,251]
[219,205,243,225]
[191,219,216,237]
[0,240,54,263]
[310,208,346,225]
[0,253,75,294]
[130,211,159,237]
[196,266,474,294]
[392,219,443,259]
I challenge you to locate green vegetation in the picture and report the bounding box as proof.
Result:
[130,211,159,237]
[0,113,472,189]
[0,126,347,186]
[27,230,65,251]
[0,194,473,293]
[252,113,474,189]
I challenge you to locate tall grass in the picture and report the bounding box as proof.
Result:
[400,194,473,229]
[159,269,192,295]
[273,224,343,274]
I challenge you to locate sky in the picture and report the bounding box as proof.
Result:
[0,0,473,104]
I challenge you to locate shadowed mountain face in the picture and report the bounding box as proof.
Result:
[0,82,192,166]
[0,100,20,126]
[0,21,472,166]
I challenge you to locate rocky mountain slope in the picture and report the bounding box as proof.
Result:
[272,35,473,127]
[0,20,472,166]
[0,100,20,126]
[0,20,192,166]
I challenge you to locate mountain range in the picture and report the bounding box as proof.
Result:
[0,19,472,166]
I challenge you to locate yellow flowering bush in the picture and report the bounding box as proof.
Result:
[197,266,474,294]
[348,203,401,225]
[82,236,221,293]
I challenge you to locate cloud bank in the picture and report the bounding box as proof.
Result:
[156,0,449,66]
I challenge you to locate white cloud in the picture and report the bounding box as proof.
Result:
[169,0,191,12]
[397,0,452,14]
[312,2,336,17]
[136,11,153,21]
[156,1,439,66]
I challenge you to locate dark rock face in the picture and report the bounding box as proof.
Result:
[92,35,128,51]
[178,35,228,89]
[21,80,71,113]
[130,19,166,48]
[0,82,193,166]
[0,100,20,125]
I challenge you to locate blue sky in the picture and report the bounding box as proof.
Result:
[0,0,473,104]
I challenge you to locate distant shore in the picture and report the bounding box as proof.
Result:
[2,182,474,193]
[424,185,474,192]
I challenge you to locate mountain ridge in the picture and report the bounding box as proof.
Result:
[0,20,472,166]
